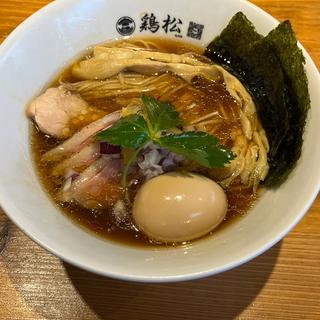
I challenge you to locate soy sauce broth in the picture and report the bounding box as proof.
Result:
[30,37,259,248]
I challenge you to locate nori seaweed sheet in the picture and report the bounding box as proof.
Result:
[205,12,310,187]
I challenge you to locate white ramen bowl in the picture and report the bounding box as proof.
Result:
[0,0,319,283]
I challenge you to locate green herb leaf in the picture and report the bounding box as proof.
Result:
[97,114,150,148]
[97,96,236,200]
[158,132,236,168]
[141,95,184,133]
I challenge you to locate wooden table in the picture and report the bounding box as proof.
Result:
[0,1,319,319]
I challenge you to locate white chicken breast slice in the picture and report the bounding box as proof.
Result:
[72,58,222,82]
[93,46,209,66]
[27,87,90,139]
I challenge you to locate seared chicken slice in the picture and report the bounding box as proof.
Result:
[51,142,101,176]
[42,110,121,162]
[60,156,122,209]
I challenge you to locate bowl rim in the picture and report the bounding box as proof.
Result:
[0,0,319,283]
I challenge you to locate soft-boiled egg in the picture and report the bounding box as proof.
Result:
[133,172,228,242]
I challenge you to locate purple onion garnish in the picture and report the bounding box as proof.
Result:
[100,142,121,155]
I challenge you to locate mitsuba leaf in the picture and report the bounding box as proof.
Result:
[141,94,184,133]
[97,114,150,148]
[158,132,236,168]
[98,94,236,195]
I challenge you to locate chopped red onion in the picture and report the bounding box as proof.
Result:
[100,142,121,155]
[136,142,185,181]
[90,222,103,231]
[65,169,79,181]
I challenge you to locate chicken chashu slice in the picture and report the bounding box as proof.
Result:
[27,87,91,139]
[93,46,210,66]
[59,155,122,209]
[72,46,221,83]
[42,110,121,162]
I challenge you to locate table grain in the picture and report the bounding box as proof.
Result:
[0,1,320,319]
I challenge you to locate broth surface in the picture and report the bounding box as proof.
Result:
[31,38,258,247]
